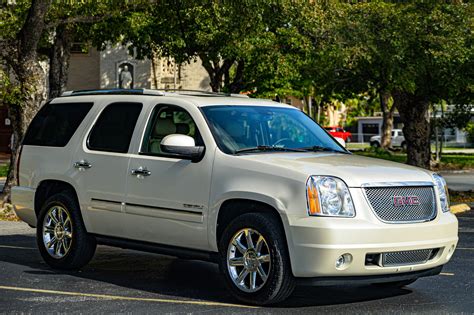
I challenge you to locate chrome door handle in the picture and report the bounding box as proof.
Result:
[73,160,92,169]
[131,167,151,177]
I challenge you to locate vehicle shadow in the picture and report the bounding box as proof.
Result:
[0,234,412,308]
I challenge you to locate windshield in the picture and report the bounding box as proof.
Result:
[201,105,347,154]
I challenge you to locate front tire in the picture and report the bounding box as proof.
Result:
[370,141,380,148]
[218,212,295,305]
[37,192,96,270]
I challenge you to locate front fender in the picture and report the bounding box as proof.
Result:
[207,191,292,252]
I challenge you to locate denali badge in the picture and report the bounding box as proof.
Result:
[393,195,420,207]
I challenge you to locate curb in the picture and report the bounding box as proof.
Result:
[450,203,471,215]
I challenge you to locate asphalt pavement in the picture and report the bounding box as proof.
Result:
[0,210,473,314]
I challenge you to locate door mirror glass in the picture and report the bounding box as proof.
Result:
[160,134,204,161]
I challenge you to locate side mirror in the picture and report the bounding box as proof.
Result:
[160,134,205,162]
[334,137,346,148]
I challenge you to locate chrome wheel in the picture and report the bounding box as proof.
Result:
[42,206,73,259]
[227,228,271,293]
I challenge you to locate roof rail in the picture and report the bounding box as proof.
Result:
[60,88,249,98]
[156,89,249,98]
[60,89,165,97]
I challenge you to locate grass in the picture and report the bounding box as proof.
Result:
[354,149,474,170]
[0,164,9,177]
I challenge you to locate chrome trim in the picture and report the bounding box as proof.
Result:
[361,181,434,188]
[362,186,437,224]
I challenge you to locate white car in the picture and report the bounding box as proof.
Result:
[12,89,458,305]
[370,129,406,149]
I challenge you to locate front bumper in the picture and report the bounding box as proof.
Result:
[286,207,458,278]
[298,265,443,286]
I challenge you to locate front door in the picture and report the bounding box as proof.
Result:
[73,101,143,237]
[123,103,212,250]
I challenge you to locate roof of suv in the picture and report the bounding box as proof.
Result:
[55,89,294,109]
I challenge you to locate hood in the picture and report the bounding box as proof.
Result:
[240,152,434,187]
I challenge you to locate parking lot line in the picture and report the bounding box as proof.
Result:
[440,272,455,276]
[0,285,256,309]
[0,245,36,250]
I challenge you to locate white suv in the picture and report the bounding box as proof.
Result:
[12,89,458,305]
[370,129,406,149]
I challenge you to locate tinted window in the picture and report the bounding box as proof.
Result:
[141,105,203,155]
[88,102,142,153]
[23,102,93,147]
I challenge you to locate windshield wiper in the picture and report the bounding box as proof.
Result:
[235,145,306,154]
[297,146,350,154]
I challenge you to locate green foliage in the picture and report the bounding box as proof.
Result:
[465,123,474,143]
[0,163,9,178]
[443,104,474,130]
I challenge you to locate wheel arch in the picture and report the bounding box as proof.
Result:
[35,180,80,218]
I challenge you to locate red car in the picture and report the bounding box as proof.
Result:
[324,126,352,142]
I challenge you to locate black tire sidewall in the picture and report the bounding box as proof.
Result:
[36,192,96,270]
[218,212,295,305]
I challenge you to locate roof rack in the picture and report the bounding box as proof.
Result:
[60,88,249,98]
[61,89,164,97]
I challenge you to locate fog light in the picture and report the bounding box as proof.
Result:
[335,253,353,270]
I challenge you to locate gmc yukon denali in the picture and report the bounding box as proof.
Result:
[12,89,458,305]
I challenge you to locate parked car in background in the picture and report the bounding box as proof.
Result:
[324,126,352,142]
[370,129,406,149]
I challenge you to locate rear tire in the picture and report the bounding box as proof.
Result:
[37,192,96,270]
[370,141,380,148]
[218,212,295,305]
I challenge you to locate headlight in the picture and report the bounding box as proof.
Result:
[306,176,355,217]
[433,173,450,212]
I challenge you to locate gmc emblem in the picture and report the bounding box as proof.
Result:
[393,195,420,207]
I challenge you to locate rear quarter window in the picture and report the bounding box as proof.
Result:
[23,102,93,147]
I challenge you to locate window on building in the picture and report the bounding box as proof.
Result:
[88,102,142,153]
[70,42,89,54]
[23,102,93,147]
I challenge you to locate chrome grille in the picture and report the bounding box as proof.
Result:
[382,249,436,267]
[364,186,436,223]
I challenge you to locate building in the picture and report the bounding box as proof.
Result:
[66,44,211,92]
[356,114,404,143]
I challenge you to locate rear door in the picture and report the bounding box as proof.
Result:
[73,101,142,237]
[123,103,213,250]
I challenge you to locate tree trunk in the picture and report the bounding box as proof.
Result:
[199,55,235,92]
[3,0,51,203]
[393,91,431,169]
[380,91,395,149]
[228,60,245,93]
[48,24,73,99]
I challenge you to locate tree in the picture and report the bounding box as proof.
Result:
[310,2,472,167]
[0,0,151,201]
[122,1,310,94]
[316,3,408,149]
[391,2,473,168]
[1,0,52,200]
